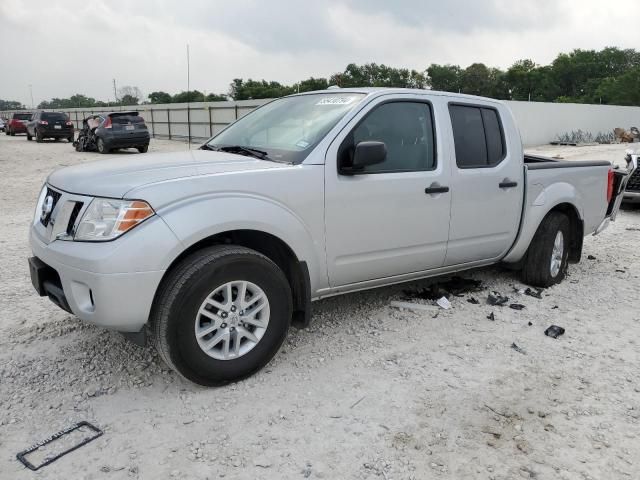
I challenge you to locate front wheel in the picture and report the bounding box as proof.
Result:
[521,212,570,287]
[137,144,149,153]
[151,245,292,386]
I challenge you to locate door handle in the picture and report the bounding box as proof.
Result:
[425,183,450,195]
[499,179,518,189]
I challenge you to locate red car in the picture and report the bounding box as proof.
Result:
[5,112,32,135]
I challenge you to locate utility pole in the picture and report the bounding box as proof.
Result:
[186,43,191,149]
[29,84,34,108]
[113,79,118,104]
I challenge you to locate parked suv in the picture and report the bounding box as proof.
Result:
[26,111,75,143]
[5,112,32,135]
[93,112,150,153]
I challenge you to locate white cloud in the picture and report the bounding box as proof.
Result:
[0,0,637,106]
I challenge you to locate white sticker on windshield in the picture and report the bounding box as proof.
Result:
[316,96,357,106]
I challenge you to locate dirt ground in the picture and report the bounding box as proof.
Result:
[0,134,638,480]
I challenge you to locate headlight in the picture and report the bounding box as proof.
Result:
[74,198,154,241]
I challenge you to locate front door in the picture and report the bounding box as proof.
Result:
[325,96,452,287]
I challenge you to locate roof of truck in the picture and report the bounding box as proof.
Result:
[293,87,505,105]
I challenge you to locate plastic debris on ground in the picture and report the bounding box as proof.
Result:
[544,325,566,339]
[524,287,543,299]
[467,297,480,305]
[587,255,596,260]
[487,312,495,321]
[510,304,526,310]
[511,343,526,354]
[487,291,509,306]
[436,296,452,310]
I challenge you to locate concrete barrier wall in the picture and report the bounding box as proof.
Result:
[505,101,640,146]
[2,98,639,146]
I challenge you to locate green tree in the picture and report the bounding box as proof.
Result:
[205,93,227,102]
[329,63,426,89]
[229,79,294,100]
[426,64,463,92]
[148,91,172,104]
[595,66,640,106]
[172,90,206,103]
[297,77,329,92]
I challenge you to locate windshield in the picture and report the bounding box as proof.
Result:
[205,93,366,163]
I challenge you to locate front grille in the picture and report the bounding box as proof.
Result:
[67,202,84,235]
[40,187,62,227]
[627,169,640,192]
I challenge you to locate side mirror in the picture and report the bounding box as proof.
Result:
[341,141,387,174]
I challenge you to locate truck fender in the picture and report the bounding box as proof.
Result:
[503,182,584,264]
[157,194,326,294]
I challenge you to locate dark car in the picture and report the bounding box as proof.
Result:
[5,112,32,135]
[95,111,150,153]
[26,111,75,143]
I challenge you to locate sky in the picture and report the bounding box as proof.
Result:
[1,0,638,106]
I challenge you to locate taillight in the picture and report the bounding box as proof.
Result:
[103,117,112,129]
[39,120,48,125]
[606,169,614,204]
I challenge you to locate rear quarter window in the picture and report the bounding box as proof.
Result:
[13,113,32,120]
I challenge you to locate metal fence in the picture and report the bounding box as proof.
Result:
[1,99,271,142]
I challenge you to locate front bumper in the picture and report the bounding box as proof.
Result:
[623,191,640,204]
[29,208,182,332]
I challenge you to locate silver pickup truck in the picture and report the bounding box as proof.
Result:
[28,89,632,385]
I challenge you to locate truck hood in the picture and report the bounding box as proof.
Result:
[47,150,289,198]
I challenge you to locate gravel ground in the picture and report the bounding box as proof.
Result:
[0,134,639,480]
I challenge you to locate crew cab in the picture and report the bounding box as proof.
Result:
[26,111,75,143]
[28,89,632,386]
[5,112,32,135]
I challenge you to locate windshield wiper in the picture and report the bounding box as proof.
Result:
[200,144,290,163]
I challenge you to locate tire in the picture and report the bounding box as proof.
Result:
[54,137,60,142]
[521,212,571,287]
[137,144,149,153]
[36,130,43,143]
[97,137,108,154]
[27,132,32,141]
[68,136,74,143]
[10,129,15,136]
[151,245,292,386]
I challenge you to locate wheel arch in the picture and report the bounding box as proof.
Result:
[503,200,584,264]
[155,229,312,328]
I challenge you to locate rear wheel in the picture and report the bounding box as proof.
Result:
[97,137,108,154]
[521,212,570,287]
[54,137,60,142]
[35,130,43,142]
[10,129,15,136]
[68,135,74,143]
[151,245,292,386]
[26,131,32,141]
[137,144,149,153]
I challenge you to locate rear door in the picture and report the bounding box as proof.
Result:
[444,101,524,265]
[325,95,452,286]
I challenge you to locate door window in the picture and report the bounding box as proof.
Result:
[340,101,436,173]
[449,104,505,168]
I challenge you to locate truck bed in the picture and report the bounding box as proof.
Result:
[524,154,611,169]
